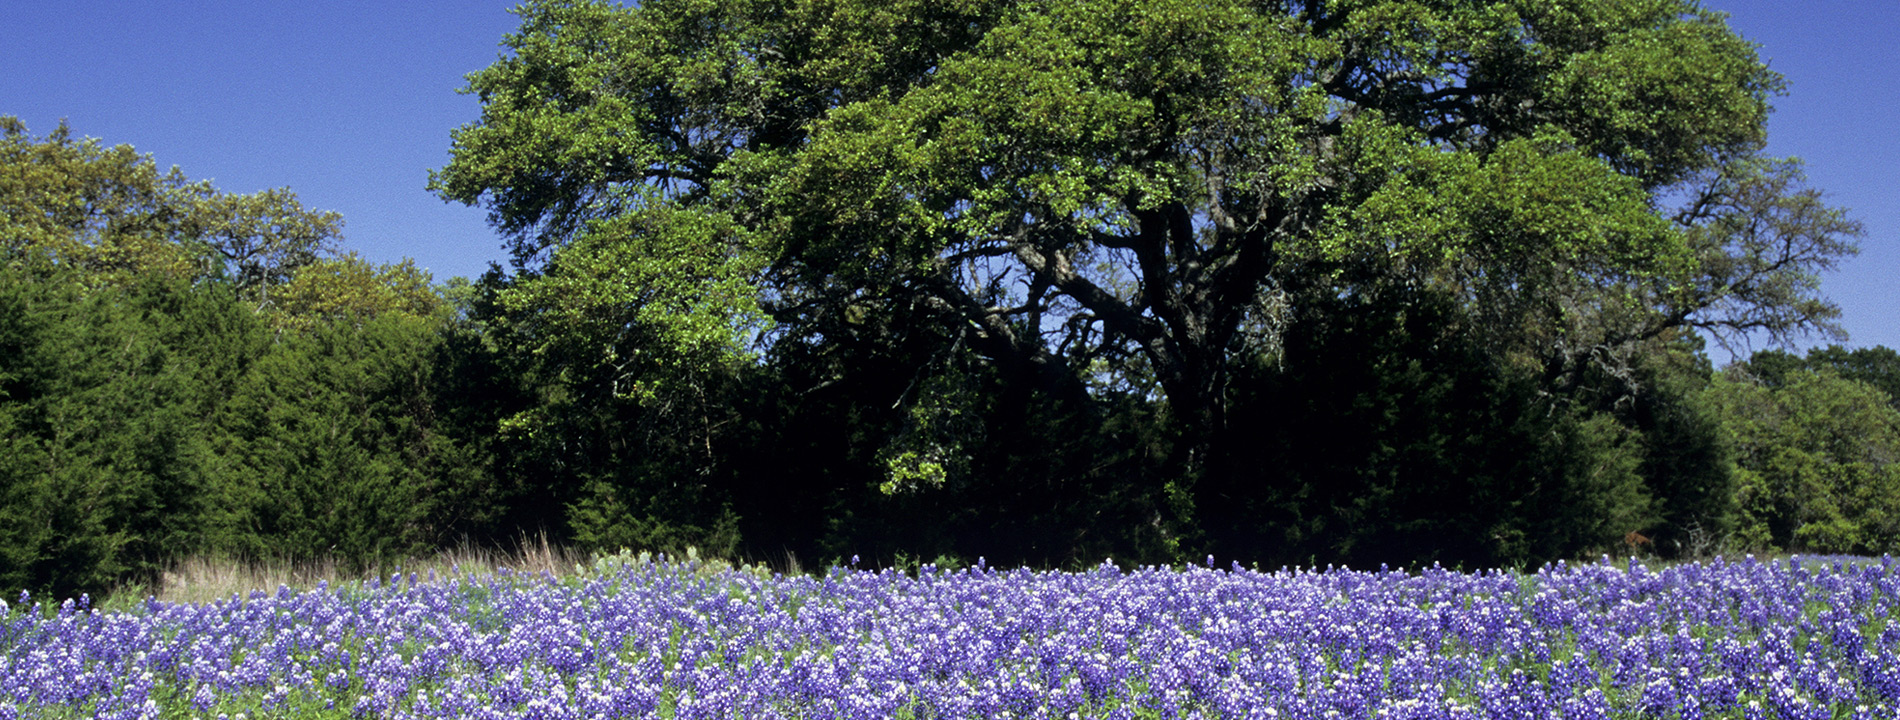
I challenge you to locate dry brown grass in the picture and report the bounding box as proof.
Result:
[137,534,597,606]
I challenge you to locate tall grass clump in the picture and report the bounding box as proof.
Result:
[111,533,596,608]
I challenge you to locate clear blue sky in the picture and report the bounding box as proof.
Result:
[2,2,517,282]
[4,1,1894,355]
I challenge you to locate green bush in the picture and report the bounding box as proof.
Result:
[0,264,247,597]
[1706,367,1900,554]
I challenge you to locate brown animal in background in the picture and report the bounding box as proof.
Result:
[1624,530,1652,552]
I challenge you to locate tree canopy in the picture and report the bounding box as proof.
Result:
[433,0,1858,554]
[1,2,1882,599]
[0,117,477,598]
[2,117,343,302]
[1706,365,1900,554]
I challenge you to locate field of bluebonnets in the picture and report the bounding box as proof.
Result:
[4,553,1899,720]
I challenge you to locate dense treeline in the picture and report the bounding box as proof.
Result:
[7,0,1900,600]
[0,117,463,598]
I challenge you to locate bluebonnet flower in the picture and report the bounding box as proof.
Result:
[7,554,1900,717]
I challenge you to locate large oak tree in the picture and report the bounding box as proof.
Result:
[434,0,1858,547]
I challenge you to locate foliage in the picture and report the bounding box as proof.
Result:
[1704,366,1900,555]
[1206,286,1661,569]
[1745,344,1900,411]
[1599,343,1737,557]
[0,253,482,594]
[1665,158,1862,349]
[426,270,748,560]
[0,119,475,596]
[265,252,447,334]
[1803,345,1900,408]
[432,0,1859,565]
[0,116,342,301]
[0,1,1883,598]
[216,311,458,567]
[0,262,253,598]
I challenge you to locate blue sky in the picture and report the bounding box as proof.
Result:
[2,2,516,282]
[4,1,1894,356]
